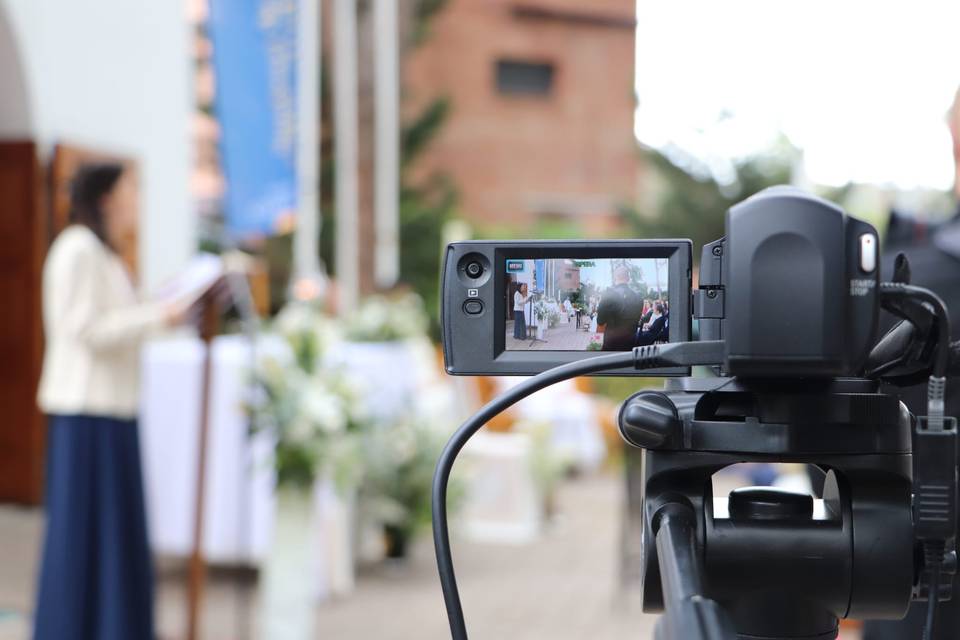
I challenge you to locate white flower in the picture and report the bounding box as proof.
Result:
[274,302,316,337]
[300,387,347,434]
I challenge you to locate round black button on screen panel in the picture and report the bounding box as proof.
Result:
[463,299,484,315]
[465,261,484,278]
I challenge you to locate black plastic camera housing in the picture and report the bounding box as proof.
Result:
[713,187,880,377]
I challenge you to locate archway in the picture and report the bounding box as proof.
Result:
[0,2,45,504]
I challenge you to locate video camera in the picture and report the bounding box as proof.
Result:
[433,187,960,640]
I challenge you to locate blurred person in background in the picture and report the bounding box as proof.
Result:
[636,301,667,346]
[33,163,186,640]
[597,265,643,350]
[863,87,960,640]
[638,299,653,329]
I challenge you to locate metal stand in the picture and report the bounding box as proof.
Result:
[186,295,222,640]
[619,376,955,640]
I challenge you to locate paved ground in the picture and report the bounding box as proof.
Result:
[506,317,594,351]
[0,473,863,640]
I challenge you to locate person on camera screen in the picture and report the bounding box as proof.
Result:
[596,265,644,350]
[636,300,669,346]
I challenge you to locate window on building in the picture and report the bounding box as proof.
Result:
[495,60,554,96]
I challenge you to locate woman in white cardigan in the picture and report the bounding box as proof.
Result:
[34,163,184,640]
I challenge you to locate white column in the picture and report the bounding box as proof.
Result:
[292,0,323,294]
[333,0,359,313]
[288,0,329,304]
[372,0,400,289]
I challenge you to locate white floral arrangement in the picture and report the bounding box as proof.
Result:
[533,299,550,322]
[343,293,430,343]
[248,302,369,491]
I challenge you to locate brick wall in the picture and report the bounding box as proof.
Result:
[404,0,642,236]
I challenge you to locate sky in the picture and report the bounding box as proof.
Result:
[634,0,960,190]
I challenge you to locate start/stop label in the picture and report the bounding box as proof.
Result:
[850,278,876,297]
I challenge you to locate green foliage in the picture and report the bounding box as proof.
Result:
[410,0,450,45]
[402,97,450,164]
[393,3,456,339]
[399,100,457,336]
[476,217,586,241]
[619,146,794,257]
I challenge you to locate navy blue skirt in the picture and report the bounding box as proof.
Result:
[34,414,154,640]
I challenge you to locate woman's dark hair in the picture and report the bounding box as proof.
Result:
[69,162,125,249]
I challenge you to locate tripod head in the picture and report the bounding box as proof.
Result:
[622,375,956,640]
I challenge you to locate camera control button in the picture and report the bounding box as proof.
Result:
[859,233,876,273]
[463,300,484,315]
[465,261,484,278]
[467,288,479,297]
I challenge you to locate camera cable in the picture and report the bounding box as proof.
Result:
[431,341,724,639]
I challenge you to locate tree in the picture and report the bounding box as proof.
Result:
[619,144,795,259]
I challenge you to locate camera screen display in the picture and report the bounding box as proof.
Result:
[504,257,670,351]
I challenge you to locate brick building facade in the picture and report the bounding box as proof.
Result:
[404,0,642,236]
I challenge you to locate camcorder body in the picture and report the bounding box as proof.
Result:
[442,187,881,379]
[435,186,958,640]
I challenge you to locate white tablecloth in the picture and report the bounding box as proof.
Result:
[140,334,283,564]
[140,333,461,580]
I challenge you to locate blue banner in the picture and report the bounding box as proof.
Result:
[209,0,298,237]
